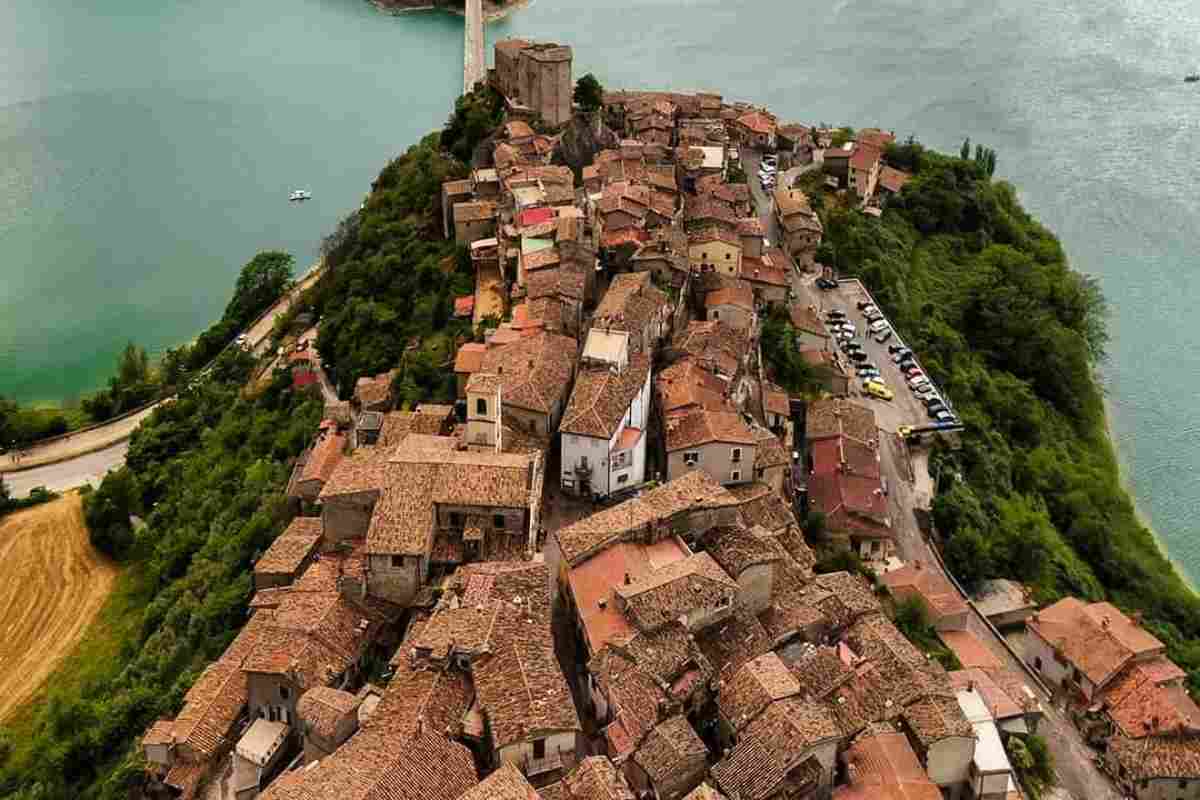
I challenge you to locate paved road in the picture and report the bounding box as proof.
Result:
[463,0,486,92]
[3,441,129,497]
[1,265,324,495]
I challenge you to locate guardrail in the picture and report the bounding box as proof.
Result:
[4,262,325,464]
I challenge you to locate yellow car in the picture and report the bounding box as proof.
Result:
[865,380,894,401]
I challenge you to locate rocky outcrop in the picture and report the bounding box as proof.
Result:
[554,113,620,183]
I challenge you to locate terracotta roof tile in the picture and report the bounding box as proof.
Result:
[736,111,777,136]
[560,757,637,800]
[834,729,942,800]
[455,342,488,374]
[949,668,1037,721]
[555,470,739,566]
[1028,598,1164,688]
[878,166,912,194]
[1101,660,1200,738]
[718,652,802,730]
[694,608,772,678]
[297,686,359,741]
[561,356,650,439]
[752,428,790,470]
[615,552,736,631]
[671,321,748,379]
[703,524,783,579]
[664,408,756,452]
[479,331,578,414]
[902,694,973,746]
[593,272,670,341]
[882,563,968,621]
[1108,734,1200,781]
[655,359,729,415]
[632,715,708,786]
[705,284,754,312]
[711,698,837,800]
[319,445,392,500]
[255,517,323,578]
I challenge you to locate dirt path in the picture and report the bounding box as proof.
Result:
[0,494,118,721]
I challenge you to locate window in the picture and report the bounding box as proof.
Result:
[449,512,462,528]
[718,596,731,608]
[533,738,546,760]
[731,447,742,463]
[756,467,765,479]
[268,706,278,722]
[280,685,290,700]
[1034,656,1043,670]
[617,474,629,485]
[580,455,590,470]
[684,451,700,466]
[731,470,741,482]
[476,398,488,416]
[712,310,720,320]
[493,515,506,530]
[1180,780,1188,789]
[702,251,708,260]
[725,253,731,260]
[392,555,403,568]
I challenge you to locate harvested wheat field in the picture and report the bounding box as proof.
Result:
[0,494,118,721]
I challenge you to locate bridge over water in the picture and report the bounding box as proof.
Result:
[463,0,486,93]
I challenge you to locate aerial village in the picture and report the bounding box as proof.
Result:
[140,39,1200,800]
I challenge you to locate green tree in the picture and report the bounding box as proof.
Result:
[960,137,971,160]
[573,73,604,113]
[224,251,294,329]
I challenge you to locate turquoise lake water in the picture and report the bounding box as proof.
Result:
[3,0,1200,578]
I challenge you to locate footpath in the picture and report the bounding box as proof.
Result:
[0,265,324,479]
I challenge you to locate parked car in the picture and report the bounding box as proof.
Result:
[927,400,947,415]
[838,323,857,335]
[888,343,907,355]
[856,362,878,375]
[849,351,869,363]
[891,349,912,363]
[857,301,874,311]
[874,329,893,344]
[861,306,879,317]
[825,308,847,319]
[868,320,889,335]
[935,410,956,423]
[866,312,885,324]
[866,382,895,401]
[842,341,863,353]
[902,364,923,377]
[816,277,838,290]
[908,376,929,390]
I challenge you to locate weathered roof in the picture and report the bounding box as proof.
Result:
[298,432,346,486]
[561,355,650,439]
[694,607,772,678]
[255,517,323,577]
[367,436,536,557]
[706,284,754,312]
[833,729,942,800]
[454,201,498,223]
[902,693,973,746]
[1101,660,1200,738]
[319,445,393,501]
[736,111,776,136]
[687,225,740,248]
[882,562,968,621]
[1108,734,1200,781]
[671,321,748,378]
[296,686,359,741]
[556,470,739,566]
[718,652,802,731]
[949,668,1038,722]
[704,524,783,579]
[711,698,838,800]
[656,359,729,415]
[480,330,579,414]
[664,408,756,452]
[753,428,790,470]
[1028,598,1164,688]
[458,764,540,800]
[474,636,581,748]
[455,342,488,374]
[878,166,912,194]
[593,272,669,341]
[560,757,636,800]
[632,715,708,785]
[616,552,736,632]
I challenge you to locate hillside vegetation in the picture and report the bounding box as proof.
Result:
[0,130,467,798]
[803,143,1200,690]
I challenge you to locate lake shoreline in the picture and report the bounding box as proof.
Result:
[370,0,531,23]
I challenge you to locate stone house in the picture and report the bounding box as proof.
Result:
[364,436,543,605]
[1024,597,1168,702]
[704,524,783,617]
[704,284,755,333]
[1106,734,1200,800]
[317,446,392,545]
[232,717,289,799]
[790,305,832,351]
[491,40,573,127]
[715,652,801,747]
[453,200,499,246]
[464,330,579,443]
[286,427,345,504]
[882,561,970,632]
[752,427,790,497]
[628,716,709,800]
[669,321,752,390]
[559,333,652,498]
[711,696,840,800]
[688,227,743,276]
[833,729,942,800]
[592,272,672,355]
[295,686,360,763]
[664,407,757,486]
[776,124,814,167]
[774,189,823,262]
[253,517,323,590]
[454,342,488,398]
[442,178,473,240]
[762,383,790,432]
[733,111,777,150]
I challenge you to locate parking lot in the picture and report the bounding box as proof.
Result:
[796,278,949,434]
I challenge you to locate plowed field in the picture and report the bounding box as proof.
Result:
[0,494,118,721]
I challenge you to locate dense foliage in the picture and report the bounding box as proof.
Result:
[805,145,1200,690]
[761,306,823,396]
[573,73,603,112]
[0,477,56,519]
[311,134,474,401]
[441,84,505,164]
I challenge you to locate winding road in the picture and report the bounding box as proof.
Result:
[0,266,323,497]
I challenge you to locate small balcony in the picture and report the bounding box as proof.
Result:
[522,747,568,776]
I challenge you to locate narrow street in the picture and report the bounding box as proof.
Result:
[880,432,1121,800]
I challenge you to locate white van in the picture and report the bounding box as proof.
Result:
[868,320,890,335]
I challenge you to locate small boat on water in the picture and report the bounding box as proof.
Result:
[1186,74,1200,83]
[289,189,313,202]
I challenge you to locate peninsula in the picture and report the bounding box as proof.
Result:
[6,38,1200,800]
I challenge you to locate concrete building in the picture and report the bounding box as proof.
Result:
[559,330,652,498]
[663,408,757,486]
[704,283,755,333]
[956,688,1017,800]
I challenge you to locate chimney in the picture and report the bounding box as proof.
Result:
[1102,616,1111,629]
[624,572,632,585]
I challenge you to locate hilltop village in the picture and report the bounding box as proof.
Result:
[137,39,1200,800]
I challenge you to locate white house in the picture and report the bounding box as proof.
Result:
[560,330,652,498]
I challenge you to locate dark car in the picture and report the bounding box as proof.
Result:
[857,301,873,311]
[825,309,847,319]
[888,343,907,354]
[842,341,863,353]
[816,277,838,290]
[849,351,869,363]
